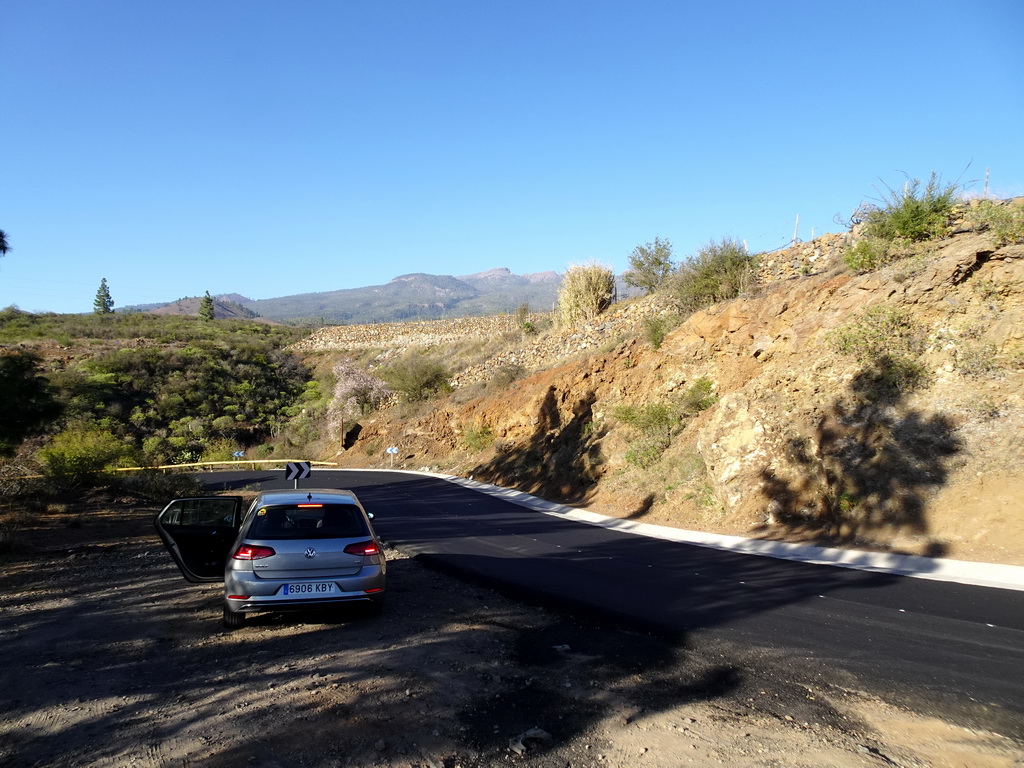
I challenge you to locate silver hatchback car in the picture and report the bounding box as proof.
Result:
[155,489,386,628]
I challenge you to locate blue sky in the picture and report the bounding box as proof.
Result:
[2,0,1022,314]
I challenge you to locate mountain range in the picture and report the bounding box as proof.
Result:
[124,268,568,324]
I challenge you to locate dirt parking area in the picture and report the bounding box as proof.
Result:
[1,504,1022,768]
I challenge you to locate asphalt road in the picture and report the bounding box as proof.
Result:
[200,468,1024,738]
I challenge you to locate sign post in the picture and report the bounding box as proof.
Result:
[285,461,312,489]
[385,446,398,468]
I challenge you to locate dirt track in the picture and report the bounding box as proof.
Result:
[1,506,1022,768]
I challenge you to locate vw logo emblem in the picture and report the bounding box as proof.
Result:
[303,547,317,559]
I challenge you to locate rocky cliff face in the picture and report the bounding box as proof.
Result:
[318,214,1024,565]
[681,232,1023,562]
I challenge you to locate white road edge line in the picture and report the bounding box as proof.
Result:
[320,468,1024,593]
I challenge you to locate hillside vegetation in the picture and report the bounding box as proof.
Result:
[0,313,317,501]
[307,191,1024,565]
[3,184,1023,566]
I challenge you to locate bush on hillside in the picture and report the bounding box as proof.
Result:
[856,172,960,244]
[37,425,138,491]
[829,305,929,396]
[643,316,674,350]
[612,402,681,468]
[669,237,757,313]
[842,239,890,274]
[462,423,495,452]
[0,350,62,456]
[379,354,451,402]
[490,364,525,389]
[612,402,678,438]
[0,308,308,346]
[955,341,999,377]
[681,377,717,414]
[46,341,310,464]
[557,262,615,327]
[624,237,674,294]
[967,199,1024,247]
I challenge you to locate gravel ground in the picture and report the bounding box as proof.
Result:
[1,505,1021,768]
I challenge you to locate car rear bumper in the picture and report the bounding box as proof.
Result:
[226,590,383,614]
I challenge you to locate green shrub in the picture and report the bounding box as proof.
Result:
[830,306,925,361]
[612,402,678,438]
[643,316,673,349]
[42,339,310,461]
[379,355,452,401]
[858,172,960,243]
[670,237,757,313]
[462,423,495,452]
[557,261,615,327]
[613,402,681,469]
[829,305,929,395]
[624,439,666,469]
[38,426,138,491]
[843,239,890,274]
[0,350,62,456]
[1009,345,1024,370]
[514,302,538,336]
[490,364,525,389]
[624,237,674,294]
[201,438,240,462]
[872,356,929,394]
[968,200,1024,246]
[687,481,717,509]
[955,341,999,377]
[681,377,717,414]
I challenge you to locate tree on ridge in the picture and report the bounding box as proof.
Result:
[94,278,114,315]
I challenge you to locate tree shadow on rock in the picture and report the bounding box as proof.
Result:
[625,493,656,520]
[472,387,602,505]
[757,363,962,553]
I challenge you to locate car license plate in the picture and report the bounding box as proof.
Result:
[283,582,336,596]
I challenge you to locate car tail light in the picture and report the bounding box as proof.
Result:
[232,545,276,560]
[344,541,380,556]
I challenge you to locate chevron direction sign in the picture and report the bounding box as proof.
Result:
[285,461,311,481]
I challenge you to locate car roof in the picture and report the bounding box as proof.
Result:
[252,489,361,507]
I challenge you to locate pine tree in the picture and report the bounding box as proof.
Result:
[199,291,215,321]
[93,278,114,315]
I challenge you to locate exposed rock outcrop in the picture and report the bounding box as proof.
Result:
[322,221,1024,563]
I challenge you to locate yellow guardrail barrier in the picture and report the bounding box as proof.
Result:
[112,459,338,473]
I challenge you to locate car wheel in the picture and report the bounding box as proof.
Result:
[223,604,245,629]
[366,595,385,615]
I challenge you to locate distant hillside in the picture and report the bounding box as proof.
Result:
[241,268,564,324]
[123,268,566,324]
[139,296,262,321]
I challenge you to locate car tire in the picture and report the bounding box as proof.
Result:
[366,595,385,615]
[223,605,245,629]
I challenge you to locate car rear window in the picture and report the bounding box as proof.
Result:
[246,504,370,540]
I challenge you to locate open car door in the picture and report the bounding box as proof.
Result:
[154,496,244,583]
